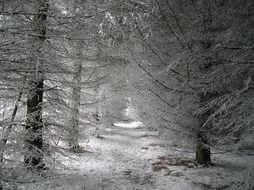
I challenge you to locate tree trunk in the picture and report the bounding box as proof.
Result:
[24,0,48,170]
[24,77,45,169]
[195,130,211,165]
[67,47,83,152]
[195,0,212,165]
[195,141,211,165]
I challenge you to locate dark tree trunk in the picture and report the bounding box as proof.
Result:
[24,78,45,169]
[195,0,212,165]
[24,0,48,170]
[195,130,211,165]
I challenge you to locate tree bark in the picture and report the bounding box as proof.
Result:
[67,46,83,152]
[24,0,48,170]
[24,77,45,169]
[195,0,212,165]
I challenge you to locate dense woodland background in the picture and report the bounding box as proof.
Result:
[0,0,254,189]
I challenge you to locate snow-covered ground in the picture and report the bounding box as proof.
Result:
[17,118,253,190]
[12,104,254,190]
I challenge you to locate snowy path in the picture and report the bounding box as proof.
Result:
[59,122,193,190]
[23,120,196,190]
[22,115,253,190]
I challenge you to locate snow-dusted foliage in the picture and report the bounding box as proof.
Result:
[0,0,254,189]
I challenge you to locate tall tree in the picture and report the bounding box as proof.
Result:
[195,0,213,165]
[67,43,83,152]
[24,0,48,170]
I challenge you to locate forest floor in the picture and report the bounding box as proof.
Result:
[19,119,254,190]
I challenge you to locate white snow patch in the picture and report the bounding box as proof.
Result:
[113,121,144,128]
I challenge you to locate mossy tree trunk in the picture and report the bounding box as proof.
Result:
[24,0,48,170]
[195,108,212,165]
[195,144,211,165]
[195,131,211,165]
